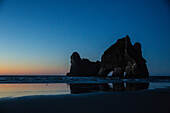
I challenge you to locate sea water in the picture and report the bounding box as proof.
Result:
[0,76,169,98]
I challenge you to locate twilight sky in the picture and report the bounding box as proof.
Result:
[0,0,170,75]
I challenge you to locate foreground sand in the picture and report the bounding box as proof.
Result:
[0,88,170,113]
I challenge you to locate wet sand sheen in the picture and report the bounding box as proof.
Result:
[0,83,70,98]
[0,82,170,98]
[0,80,169,113]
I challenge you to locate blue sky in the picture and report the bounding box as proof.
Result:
[0,0,169,75]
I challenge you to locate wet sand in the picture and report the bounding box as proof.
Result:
[0,88,170,113]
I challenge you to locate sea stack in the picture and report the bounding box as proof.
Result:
[98,35,149,78]
[67,52,101,76]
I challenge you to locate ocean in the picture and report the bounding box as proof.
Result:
[0,75,169,98]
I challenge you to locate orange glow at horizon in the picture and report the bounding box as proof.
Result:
[0,65,68,75]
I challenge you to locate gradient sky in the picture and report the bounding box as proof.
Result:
[0,0,170,75]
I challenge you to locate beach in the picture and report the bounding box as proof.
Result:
[0,87,169,113]
[0,0,170,113]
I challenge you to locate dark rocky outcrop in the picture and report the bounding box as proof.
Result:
[67,35,149,78]
[66,52,101,76]
[98,35,149,78]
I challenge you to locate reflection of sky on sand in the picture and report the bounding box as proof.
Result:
[0,83,70,98]
[0,82,170,98]
[149,83,170,89]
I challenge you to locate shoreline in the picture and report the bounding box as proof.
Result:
[0,76,169,84]
[0,88,170,113]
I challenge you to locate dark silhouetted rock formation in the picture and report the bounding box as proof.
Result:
[98,35,149,78]
[67,52,101,76]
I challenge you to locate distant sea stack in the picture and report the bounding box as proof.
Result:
[98,35,149,78]
[67,35,149,78]
[66,52,101,76]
